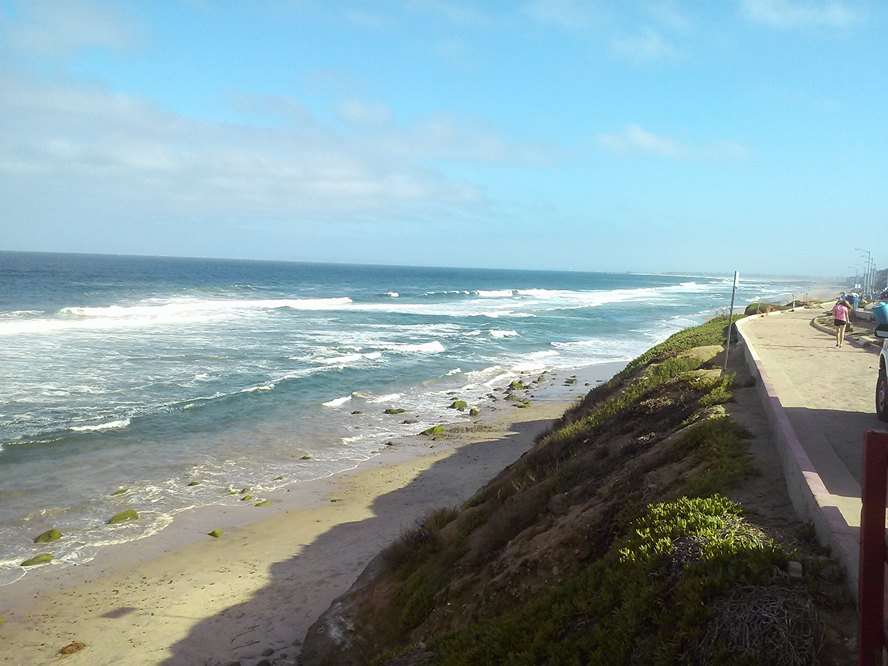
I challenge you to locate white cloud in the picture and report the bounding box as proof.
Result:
[1,0,138,55]
[343,8,390,29]
[402,0,488,24]
[0,76,557,227]
[522,0,604,29]
[740,0,859,28]
[338,100,393,125]
[647,1,693,32]
[598,125,684,157]
[597,125,748,159]
[610,28,676,61]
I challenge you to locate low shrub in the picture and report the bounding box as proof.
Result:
[433,496,786,665]
[744,302,787,316]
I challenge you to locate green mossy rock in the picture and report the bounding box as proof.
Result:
[469,407,480,417]
[300,455,312,460]
[21,553,53,567]
[448,400,468,411]
[106,509,139,525]
[241,495,253,502]
[384,408,406,415]
[421,425,445,437]
[110,487,128,496]
[33,528,62,543]
[509,380,526,391]
[240,487,251,493]
[254,500,271,507]
[187,480,200,486]
[207,529,222,538]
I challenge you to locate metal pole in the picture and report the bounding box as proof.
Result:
[858,430,888,665]
[723,271,738,374]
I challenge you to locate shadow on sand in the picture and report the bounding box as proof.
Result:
[162,418,554,666]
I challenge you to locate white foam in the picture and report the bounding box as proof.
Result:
[386,291,399,298]
[323,395,352,408]
[367,393,402,403]
[445,368,462,376]
[551,337,645,362]
[69,418,131,432]
[0,297,354,336]
[465,365,504,381]
[490,329,519,338]
[475,289,517,298]
[382,341,445,354]
[320,353,365,366]
[511,350,560,373]
[240,384,273,393]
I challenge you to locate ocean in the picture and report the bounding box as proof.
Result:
[0,252,815,584]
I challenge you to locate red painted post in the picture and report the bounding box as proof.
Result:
[859,430,888,666]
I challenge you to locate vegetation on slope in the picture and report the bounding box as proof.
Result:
[301,317,853,666]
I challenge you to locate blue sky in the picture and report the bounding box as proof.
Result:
[1,1,885,275]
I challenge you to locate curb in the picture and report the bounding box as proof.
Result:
[735,315,861,599]
[810,316,881,352]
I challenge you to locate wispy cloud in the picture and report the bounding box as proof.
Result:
[403,0,489,24]
[610,28,676,62]
[0,76,557,226]
[740,0,860,29]
[343,8,391,29]
[647,1,693,32]
[0,0,138,55]
[338,99,393,125]
[521,0,604,29]
[597,124,748,159]
[598,125,684,157]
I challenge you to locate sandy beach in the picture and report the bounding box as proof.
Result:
[0,363,622,666]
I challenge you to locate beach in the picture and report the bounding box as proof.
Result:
[0,361,621,666]
[0,255,828,665]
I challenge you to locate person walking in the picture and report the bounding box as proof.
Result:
[833,299,850,347]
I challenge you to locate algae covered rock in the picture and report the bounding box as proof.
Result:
[110,487,128,496]
[33,528,62,543]
[469,407,480,417]
[254,499,271,507]
[21,553,53,567]
[241,495,253,502]
[509,380,526,391]
[383,408,406,415]
[300,455,312,460]
[449,400,468,411]
[106,509,139,525]
[207,529,223,538]
[421,425,445,437]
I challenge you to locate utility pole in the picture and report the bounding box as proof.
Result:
[723,271,739,375]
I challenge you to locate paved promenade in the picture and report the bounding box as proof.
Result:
[741,308,883,527]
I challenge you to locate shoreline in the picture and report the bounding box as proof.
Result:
[0,361,624,665]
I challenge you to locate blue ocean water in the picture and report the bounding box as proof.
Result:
[0,252,814,583]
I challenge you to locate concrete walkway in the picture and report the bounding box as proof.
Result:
[741,308,882,496]
[738,307,888,595]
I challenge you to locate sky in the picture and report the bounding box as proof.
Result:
[0,1,885,275]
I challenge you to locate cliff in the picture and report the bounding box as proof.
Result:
[301,317,854,665]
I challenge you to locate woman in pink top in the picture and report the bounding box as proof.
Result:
[833,299,850,347]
